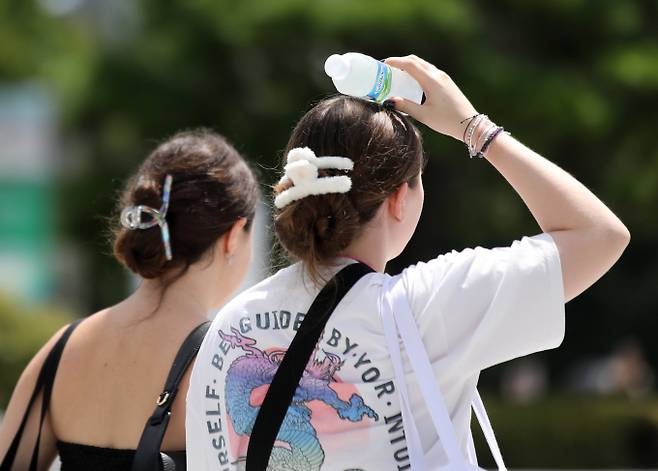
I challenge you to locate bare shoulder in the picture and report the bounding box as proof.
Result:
[54,307,109,353]
[4,321,72,406]
[0,321,73,459]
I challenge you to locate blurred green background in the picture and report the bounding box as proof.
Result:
[1,0,657,467]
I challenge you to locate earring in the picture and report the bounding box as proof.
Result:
[227,254,234,266]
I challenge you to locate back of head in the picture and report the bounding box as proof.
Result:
[113,129,260,280]
[273,95,425,285]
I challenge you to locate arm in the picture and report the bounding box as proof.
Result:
[0,327,64,471]
[483,132,629,302]
[384,55,630,303]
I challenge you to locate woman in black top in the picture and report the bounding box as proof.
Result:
[0,129,260,470]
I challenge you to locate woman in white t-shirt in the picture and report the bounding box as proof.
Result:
[186,55,630,470]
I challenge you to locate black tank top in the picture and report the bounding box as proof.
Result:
[56,441,185,470]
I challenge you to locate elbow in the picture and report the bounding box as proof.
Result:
[584,220,630,262]
[620,225,631,246]
[606,222,631,257]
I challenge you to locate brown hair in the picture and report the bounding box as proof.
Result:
[273,95,426,285]
[113,129,259,283]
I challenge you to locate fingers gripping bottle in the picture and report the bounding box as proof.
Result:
[324,52,424,104]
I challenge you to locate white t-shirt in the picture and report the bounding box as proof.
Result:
[186,232,565,470]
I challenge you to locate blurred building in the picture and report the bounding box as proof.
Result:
[0,83,57,302]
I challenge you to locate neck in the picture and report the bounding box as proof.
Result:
[129,261,230,321]
[337,221,389,273]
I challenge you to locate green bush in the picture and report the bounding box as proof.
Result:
[473,394,658,468]
[0,293,74,409]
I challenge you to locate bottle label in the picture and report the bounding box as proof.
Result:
[366,61,392,103]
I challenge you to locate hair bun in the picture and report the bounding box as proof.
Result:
[274,95,425,286]
[112,129,260,280]
[132,179,161,201]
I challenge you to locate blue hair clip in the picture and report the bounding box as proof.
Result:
[120,174,174,261]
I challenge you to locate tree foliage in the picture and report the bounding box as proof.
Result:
[1,0,657,403]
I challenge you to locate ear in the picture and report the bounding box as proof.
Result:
[223,217,248,257]
[387,182,409,222]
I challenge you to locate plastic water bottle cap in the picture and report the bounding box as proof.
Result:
[324,54,350,80]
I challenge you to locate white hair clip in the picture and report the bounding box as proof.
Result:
[274,147,354,209]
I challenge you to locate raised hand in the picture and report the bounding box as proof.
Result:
[384,55,478,143]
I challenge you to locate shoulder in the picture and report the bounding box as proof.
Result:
[400,233,558,284]
[16,321,75,387]
[393,233,560,314]
[0,321,76,456]
[214,262,303,314]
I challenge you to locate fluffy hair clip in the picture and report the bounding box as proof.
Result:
[274,147,354,209]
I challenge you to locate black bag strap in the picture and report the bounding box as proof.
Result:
[1,318,83,471]
[131,321,211,471]
[246,262,374,470]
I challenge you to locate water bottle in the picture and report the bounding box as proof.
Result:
[324,52,424,105]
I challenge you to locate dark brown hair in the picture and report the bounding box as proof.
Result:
[113,129,259,283]
[273,95,426,285]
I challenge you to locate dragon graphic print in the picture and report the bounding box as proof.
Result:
[218,327,379,470]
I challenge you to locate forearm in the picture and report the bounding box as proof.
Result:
[484,131,630,301]
[484,132,628,238]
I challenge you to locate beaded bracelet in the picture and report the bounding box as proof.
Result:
[466,114,487,157]
[459,113,510,158]
[474,121,497,156]
[480,126,507,156]
[461,113,482,143]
